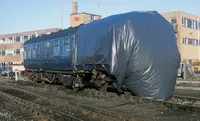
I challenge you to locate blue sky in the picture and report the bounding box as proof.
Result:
[0,0,199,34]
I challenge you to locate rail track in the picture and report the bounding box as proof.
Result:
[2,79,200,121]
[4,80,200,113]
[172,95,200,109]
[0,87,85,121]
[0,91,55,121]
[120,93,200,113]
[0,85,136,121]
[84,89,200,113]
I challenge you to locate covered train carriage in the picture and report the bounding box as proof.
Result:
[24,11,180,101]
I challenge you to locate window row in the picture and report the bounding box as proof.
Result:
[0,34,45,44]
[24,38,71,59]
[0,48,23,56]
[25,39,70,50]
[183,38,200,45]
[182,17,200,29]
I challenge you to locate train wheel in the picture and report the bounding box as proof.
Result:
[33,77,41,83]
[72,75,84,92]
[100,82,108,92]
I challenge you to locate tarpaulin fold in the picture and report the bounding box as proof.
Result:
[75,11,181,100]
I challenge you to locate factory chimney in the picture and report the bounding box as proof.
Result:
[72,1,78,14]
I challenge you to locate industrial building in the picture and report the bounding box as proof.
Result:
[70,2,101,27]
[0,28,60,71]
[161,11,200,61]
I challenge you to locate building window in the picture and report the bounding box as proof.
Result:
[183,37,200,46]
[0,51,2,56]
[24,36,29,41]
[196,39,199,45]
[2,50,5,56]
[193,20,197,29]
[90,15,94,21]
[182,17,200,30]
[13,37,16,42]
[2,38,5,41]
[199,22,200,29]
[187,19,193,28]
[183,38,187,44]
[8,37,13,43]
[14,49,21,55]
[188,39,193,45]
[6,49,14,56]
[32,35,36,38]
[16,36,21,42]
[171,18,176,24]
[182,17,187,27]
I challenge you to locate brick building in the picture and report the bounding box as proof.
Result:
[0,28,60,71]
[0,1,101,73]
[70,2,101,27]
[161,11,200,61]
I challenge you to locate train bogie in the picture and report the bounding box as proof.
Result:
[25,68,112,92]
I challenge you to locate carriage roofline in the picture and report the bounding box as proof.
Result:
[24,24,83,45]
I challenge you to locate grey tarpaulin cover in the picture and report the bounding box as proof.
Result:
[74,11,180,100]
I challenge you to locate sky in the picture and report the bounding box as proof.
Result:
[0,0,200,34]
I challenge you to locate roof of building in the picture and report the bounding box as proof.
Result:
[0,28,61,39]
[70,12,102,17]
[161,11,200,17]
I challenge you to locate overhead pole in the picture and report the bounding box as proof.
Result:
[61,0,64,29]
[198,17,200,60]
[97,0,99,15]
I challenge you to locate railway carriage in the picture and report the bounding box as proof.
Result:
[24,25,111,91]
[24,33,75,70]
[24,11,180,101]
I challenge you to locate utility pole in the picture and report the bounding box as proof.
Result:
[198,17,200,60]
[97,0,99,15]
[61,0,64,29]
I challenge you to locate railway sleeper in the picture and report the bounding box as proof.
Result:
[0,85,134,121]
[0,91,83,121]
[0,91,54,121]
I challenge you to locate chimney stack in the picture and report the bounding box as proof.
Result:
[72,1,78,14]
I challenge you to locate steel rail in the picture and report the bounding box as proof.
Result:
[0,85,136,121]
